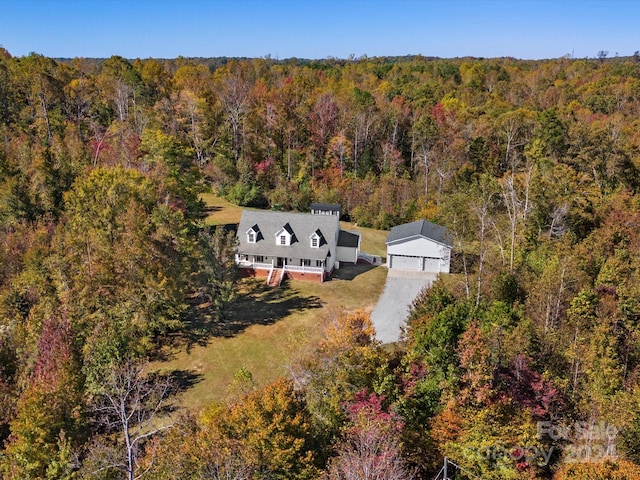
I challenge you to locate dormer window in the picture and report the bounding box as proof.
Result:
[310,229,325,248]
[275,223,296,246]
[246,224,262,244]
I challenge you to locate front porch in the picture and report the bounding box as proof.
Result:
[235,255,327,284]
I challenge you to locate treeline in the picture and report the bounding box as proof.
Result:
[2,47,640,478]
[0,48,243,478]
[2,49,640,228]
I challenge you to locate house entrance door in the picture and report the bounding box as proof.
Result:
[277,257,285,268]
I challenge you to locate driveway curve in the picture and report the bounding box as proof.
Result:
[371,269,438,344]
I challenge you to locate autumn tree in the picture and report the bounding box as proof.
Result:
[194,225,239,313]
[326,391,412,480]
[57,166,189,389]
[81,360,174,480]
[214,61,252,164]
[309,92,339,166]
[291,309,388,439]
[409,111,438,200]
[1,314,84,479]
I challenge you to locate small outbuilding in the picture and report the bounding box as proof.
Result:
[310,203,341,218]
[386,220,453,273]
[336,230,361,265]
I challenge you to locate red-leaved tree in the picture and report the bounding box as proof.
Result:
[326,390,413,480]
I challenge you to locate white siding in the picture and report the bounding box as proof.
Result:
[387,237,452,273]
[387,237,443,257]
[325,228,338,272]
[337,246,358,264]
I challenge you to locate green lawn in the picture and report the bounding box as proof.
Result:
[341,222,388,261]
[200,192,244,225]
[156,193,389,412]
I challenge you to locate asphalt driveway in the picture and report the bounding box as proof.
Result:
[371,269,438,344]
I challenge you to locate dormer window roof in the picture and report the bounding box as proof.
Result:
[246,224,263,244]
[310,229,326,248]
[237,211,341,265]
[282,223,295,235]
[275,223,297,246]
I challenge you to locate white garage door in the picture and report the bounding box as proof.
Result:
[390,255,422,270]
[423,257,441,272]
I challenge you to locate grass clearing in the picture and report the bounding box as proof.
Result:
[200,192,244,225]
[341,222,389,260]
[157,193,390,412]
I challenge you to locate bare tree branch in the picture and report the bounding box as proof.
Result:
[89,360,174,480]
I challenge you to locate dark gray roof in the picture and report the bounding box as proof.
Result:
[238,210,340,261]
[386,220,453,247]
[338,230,361,248]
[314,229,328,246]
[282,223,295,235]
[311,203,341,212]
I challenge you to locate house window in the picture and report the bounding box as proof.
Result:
[302,259,311,266]
[280,235,286,245]
[255,255,264,263]
[316,260,323,267]
[247,232,255,243]
[311,237,318,248]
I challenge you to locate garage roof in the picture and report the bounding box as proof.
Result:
[386,220,453,247]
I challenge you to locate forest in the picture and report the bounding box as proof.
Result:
[2,47,640,478]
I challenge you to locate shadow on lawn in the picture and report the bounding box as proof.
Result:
[172,278,323,351]
[151,368,204,415]
[198,204,221,217]
[165,368,204,394]
[330,262,377,281]
[218,279,323,337]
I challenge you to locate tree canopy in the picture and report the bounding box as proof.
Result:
[2,50,640,478]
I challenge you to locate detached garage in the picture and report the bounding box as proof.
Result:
[386,220,453,273]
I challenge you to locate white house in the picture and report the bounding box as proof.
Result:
[386,220,453,273]
[236,210,360,283]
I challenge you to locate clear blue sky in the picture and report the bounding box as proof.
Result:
[2,0,639,60]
